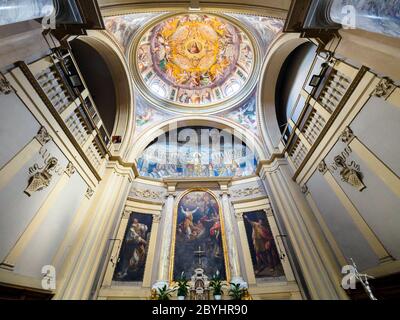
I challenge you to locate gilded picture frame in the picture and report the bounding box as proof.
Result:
[169,188,231,284]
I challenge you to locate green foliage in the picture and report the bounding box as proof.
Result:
[228,283,245,300]
[210,273,224,296]
[175,272,190,297]
[156,285,175,301]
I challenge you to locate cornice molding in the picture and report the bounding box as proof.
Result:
[99,3,288,19]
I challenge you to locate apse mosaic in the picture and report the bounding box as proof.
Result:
[172,190,227,280]
[137,127,258,179]
[136,14,255,106]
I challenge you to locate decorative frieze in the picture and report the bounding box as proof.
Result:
[24,157,59,197]
[36,126,52,146]
[131,188,163,201]
[231,186,262,198]
[334,155,366,192]
[372,77,395,99]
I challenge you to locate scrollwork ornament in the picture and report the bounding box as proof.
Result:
[132,188,163,200]
[372,77,395,99]
[231,187,262,198]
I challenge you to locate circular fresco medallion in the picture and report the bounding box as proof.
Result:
[135,13,256,108]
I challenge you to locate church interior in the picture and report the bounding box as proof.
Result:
[0,0,399,301]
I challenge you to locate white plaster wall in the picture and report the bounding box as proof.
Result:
[0,92,40,169]
[0,140,68,262]
[14,172,86,278]
[351,96,400,177]
[308,172,379,270]
[325,141,400,260]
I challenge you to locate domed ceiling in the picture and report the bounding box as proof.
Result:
[133,13,257,110]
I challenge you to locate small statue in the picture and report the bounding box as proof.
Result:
[150,288,158,300]
[242,289,253,300]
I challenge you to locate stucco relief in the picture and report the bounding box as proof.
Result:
[129,183,166,202]
[230,180,266,200]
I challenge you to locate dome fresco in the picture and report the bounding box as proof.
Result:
[135,14,255,107]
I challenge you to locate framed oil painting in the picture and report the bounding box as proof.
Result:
[171,190,228,281]
[243,211,284,278]
[113,212,153,282]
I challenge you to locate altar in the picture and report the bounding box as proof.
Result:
[188,267,211,300]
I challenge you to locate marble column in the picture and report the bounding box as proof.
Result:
[155,191,176,287]
[219,190,243,285]
[329,0,400,39]
[0,0,54,26]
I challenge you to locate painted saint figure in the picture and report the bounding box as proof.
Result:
[244,215,280,275]
[116,218,149,279]
[181,206,200,239]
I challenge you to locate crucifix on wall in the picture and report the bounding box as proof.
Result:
[194,246,205,267]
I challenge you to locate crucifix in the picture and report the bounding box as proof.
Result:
[194,246,205,267]
[350,258,377,300]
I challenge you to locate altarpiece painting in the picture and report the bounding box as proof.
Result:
[171,190,228,281]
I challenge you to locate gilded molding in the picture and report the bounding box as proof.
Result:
[24,157,58,197]
[152,214,161,223]
[35,126,52,146]
[372,77,395,99]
